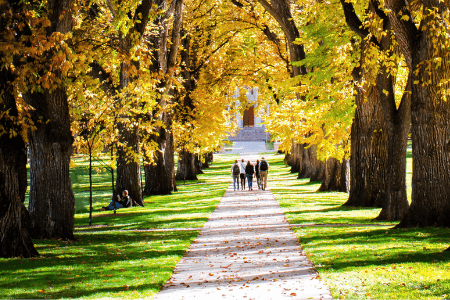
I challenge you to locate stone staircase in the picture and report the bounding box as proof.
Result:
[228,127,270,141]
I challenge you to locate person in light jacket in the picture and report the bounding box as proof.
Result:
[240,158,246,190]
[259,157,269,190]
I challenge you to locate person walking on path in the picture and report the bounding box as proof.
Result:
[239,158,246,190]
[245,161,255,191]
[231,160,241,191]
[259,156,269,190]
[255,159,261,189]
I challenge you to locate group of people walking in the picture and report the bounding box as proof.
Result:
[231,157,269,191]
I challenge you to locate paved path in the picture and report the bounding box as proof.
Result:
[155,182,333,300]
[227,141,274,154]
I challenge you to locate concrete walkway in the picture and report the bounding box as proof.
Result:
[227,141,274,154]
[155,182,333,299]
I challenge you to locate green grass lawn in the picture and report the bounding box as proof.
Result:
[2,150,450,299]
[2,154,232,299]
[264,151,450,300]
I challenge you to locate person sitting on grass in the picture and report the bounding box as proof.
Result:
[101,190,134,211]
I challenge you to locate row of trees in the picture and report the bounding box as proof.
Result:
[256,0,450,235]
[0,0,264,258]
[1,0,449,258]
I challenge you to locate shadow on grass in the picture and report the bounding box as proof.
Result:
[292,226,450,269]
[0,230,198,299]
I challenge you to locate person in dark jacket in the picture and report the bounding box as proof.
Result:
[255,159,261,189]
[245,161,255,191]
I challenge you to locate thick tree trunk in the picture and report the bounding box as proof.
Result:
[175,151,198,181]
[368,3,411,221]
[143,126,176,195]
[143,150,171,196]
[382,0,450,227]
[290,142,302,173]
[375,68,410,220]
[27,89,75,239]
[297,145,310,179]
[202,152,213,168]
[396,2,450,227]
[284,152,293,167]
[309,145,325,182]
[344,40,388,208]
[164,121,177,192]
[195,154,204,174]
[0,63,38,258]
[345,84,388,207]
[115,123,143,205]
[319,158,349,192]
[142,0,182,195]
[16,0,75,240]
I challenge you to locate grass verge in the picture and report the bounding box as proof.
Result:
[1,154,231,299]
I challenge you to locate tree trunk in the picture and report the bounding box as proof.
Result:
[143,152,172,196]
[344,40,388,208]
[15,0,75,241]
[27,89,75,239]
[0,61,38,258]
[309,145,325,182]
[114,120,143,206]
[175,151,198,181]
[374,61,410,220]
[290,141,302,173]
[381,0,450,227]
[284,152,293,167]
[202,152,213,168]
[298,144,313,179]
[394,2,450,227]
[195,154,204,174]
[142,0,183,195]
[319,158,349,192]
[143,127,174,196]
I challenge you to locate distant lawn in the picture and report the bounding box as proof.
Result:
[1,154,232,299]
[264,151,450,300]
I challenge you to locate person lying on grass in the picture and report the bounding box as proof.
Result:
[101,190,142,211]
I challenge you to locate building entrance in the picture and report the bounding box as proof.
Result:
[243,106,254,127]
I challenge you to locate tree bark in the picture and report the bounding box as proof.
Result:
[384,0,450,227]
[175,151,198,181]
[27,89,75,239]
[23,0,75,239]
[284,152,293,167]
[114,122,143,205]
[202,152,213,168]
[290,142,302,173]
[194,154,204,174]
[340,0,409,216]
[0,52,38,257]
[370,1,411,221]
[344,39,388,208]
[319,158,350,192]
[143,129,173,196]
[298,144,312,179]
[142,0,183,195]
[309,145,325,182]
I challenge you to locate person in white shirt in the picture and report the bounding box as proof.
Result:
[240,158,246,190]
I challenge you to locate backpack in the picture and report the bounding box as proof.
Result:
[260,160,268,171]
[233,164,240,175]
